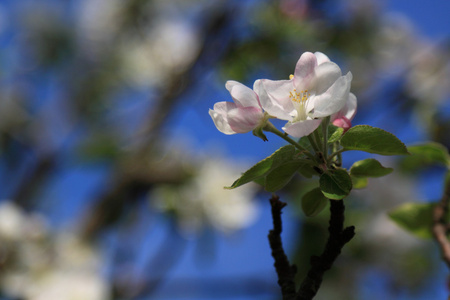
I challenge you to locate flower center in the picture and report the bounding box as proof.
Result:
[289,88,310,121]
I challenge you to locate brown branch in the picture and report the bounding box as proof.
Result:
[268,195,297,299]
[296,200,355,300]
[432,175,450,268]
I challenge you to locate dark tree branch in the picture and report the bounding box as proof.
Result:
[432,176,450,269]
[268,195,297,299]
[296,200,355,300]
[268,196,355,300]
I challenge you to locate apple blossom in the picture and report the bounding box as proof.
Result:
[209,80,266,135]
[258,52,354,138]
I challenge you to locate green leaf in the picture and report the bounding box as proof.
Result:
[297,164,317,178]
[341,125,409,156]
[409,143,449,164]
[351,176,368,189]
[226,156,273,189]
[226,145,303,189]
[319,169,353,200]
[328,125,344,143]
[301,187,328,217]
[350,158,393,178]
[265,161,304,192]
[298,136,314,152]
[405,142,450,167]
[388,202,436,239]
[313,124,343,144]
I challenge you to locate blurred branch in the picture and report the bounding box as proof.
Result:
[432,173,450,269]
[11,153,56,210]
[82,159,188,239]
[83,4,237,238]
[268,194,297,299]
[296,200,355,300]
[135,5,234,150]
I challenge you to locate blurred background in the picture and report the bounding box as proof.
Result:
[0,0,449,299]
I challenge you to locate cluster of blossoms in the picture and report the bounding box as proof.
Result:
[0,201,109,300]
[209,52,357,138]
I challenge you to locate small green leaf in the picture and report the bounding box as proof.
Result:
[388,202,436,239]
[226,145,298,189]
[226,157,272,189]
[319,169,352,200]
[351,176,368,189]
[265,161,304,192]
[328,125,344,143]
[350,158,393,178]
[301,187,328,217]
[341,125,409,156]
[405,142,450,167]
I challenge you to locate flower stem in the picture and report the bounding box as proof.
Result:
[307,135,320,154]
[321,117,330,161]
[263,122,315,160]
[328,148,346,164]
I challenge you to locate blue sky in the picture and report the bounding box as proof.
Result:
[1,0,449,299]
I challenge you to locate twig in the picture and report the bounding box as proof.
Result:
[432,177,450,268]
[296,200,355,300]
[268,195,297,299]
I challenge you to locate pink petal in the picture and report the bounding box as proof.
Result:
[225,80,240,92]
[294,52,317,90]
[226,81,260,108]
[314,52,330,65]
[332,116,352,132]
[282,118,322,138]
[209,102,237,134]
[227,106,264,133]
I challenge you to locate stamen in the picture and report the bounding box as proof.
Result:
[289,89,309,104]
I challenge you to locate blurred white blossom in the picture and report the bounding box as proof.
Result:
[153,159,259,235]
[372,14,417,76]
[373,14,450,104]
[0,201,109,300]
[119,20,200,87]
[0,201,27,240]
[356,174,424,252]
[77,0,123,52]
[76,0,200,88]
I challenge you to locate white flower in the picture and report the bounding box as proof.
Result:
[209,80,266,135]
[153,159,259,235]
[258,51,354,137]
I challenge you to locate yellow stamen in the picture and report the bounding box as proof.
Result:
[289,89,310,103]
[289,74,294,80]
